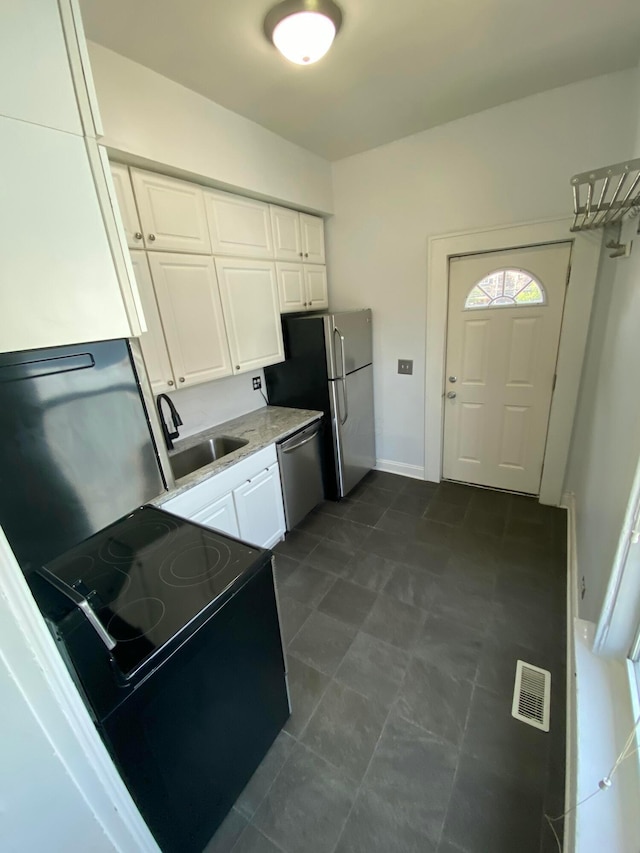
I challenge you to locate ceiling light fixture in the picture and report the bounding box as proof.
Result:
[264,0,343,66]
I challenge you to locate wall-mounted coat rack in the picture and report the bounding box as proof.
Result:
[570,157,640,232]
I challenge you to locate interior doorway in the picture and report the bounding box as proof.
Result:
[442,243,571,494]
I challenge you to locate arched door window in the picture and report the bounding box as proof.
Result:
[464,268,545,310]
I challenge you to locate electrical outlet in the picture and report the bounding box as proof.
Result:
[398,359,413,375]
[252,376,262,390]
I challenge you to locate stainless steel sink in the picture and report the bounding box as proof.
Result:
[169,436,249,480]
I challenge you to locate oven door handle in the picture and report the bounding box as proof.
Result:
[77,598,117,650]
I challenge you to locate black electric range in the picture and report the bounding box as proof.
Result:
[38,505,290,853]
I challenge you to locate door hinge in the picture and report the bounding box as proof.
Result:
[552,373,557,392]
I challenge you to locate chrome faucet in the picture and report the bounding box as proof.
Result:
[156,394,183,450]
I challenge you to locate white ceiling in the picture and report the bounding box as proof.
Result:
[79,0,640,161]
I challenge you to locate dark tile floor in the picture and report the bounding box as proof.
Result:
[205,472,567,853]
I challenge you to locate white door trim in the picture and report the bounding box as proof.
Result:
[425,217,602,505]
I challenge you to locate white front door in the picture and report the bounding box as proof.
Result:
[442,243,571,494]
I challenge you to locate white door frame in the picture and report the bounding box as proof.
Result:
[425,218,602,505]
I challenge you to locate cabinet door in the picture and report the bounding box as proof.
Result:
[215,258,285,374]
[0,0,81,134]
[192,493,240,538]
[276,263,306,313]
[0,116,133,353]
[300,214,326,264]
[110,164,143,249]
[270,206,302,262]
[131,169,211,253]
[149,254,233,387]
[129,251,175,394]
[233,464,285,548]
[205,191,273,258]
[304,265,329,311]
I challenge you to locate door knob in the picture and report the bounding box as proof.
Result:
[447,391,457,399]
[449,376,457,383]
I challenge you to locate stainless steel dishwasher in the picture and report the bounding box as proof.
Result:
[277,419,324,530]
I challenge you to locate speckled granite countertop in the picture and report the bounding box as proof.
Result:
[153,406,323,505]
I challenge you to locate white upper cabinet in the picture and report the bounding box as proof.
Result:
[215,258,285,374]
[270,206,302,262]
[129,251,174,394]
[300,214,326,264]
[0,116,137,353]
[276,263,306,313]
[305,265,329,310]
[1,0,82,134]
[276,263,328,313]
[131,169,211,254]
[205,190,274,258]
[149,254,232,387]
[110,164,143,249]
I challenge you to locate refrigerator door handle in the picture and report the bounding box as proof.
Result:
[334,327,349,425]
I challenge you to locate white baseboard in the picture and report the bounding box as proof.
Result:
[563,491,577,853]
[375,459,426,481]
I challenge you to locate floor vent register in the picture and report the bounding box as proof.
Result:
[511,660,551,732]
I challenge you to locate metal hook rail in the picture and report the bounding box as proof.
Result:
[570,157,640,232]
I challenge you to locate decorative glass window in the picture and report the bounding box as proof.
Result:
[464,268,545,310]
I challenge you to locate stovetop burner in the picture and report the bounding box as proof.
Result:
[40,506,263,677]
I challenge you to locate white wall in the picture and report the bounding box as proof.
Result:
[328,70,639,472]
[167,371,267,440]
[88,42,333,214]
[565,65,640,630]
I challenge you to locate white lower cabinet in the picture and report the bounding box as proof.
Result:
[192,492,240,538]
[233,464,285,548]
[162,445,285,549]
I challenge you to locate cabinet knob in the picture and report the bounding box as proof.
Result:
[179,377,185,383]
[235,365,241,371]
[304,252,309,257]
[299,252,303,257]
[134,231,143,241]
[148,233,156,242]
[168,379,174,386]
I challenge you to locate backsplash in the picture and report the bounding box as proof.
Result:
[166,371,266,439]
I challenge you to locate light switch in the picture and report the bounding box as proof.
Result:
[398,359,413,375]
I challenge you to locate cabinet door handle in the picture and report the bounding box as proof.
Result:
[235,365,240,371]
[148,233,156,242]
[134,231,143,241]
[179,377,185,383]
[168,379,174,386]
[304,252,309,257]
[299,252,303,257]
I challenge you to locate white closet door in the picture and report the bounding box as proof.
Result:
[215,258,285,373]
[109,164,143,249]
[131,169,211,253]
[276,263,306,313]
[205,190,273,258]
[270,206,302,261]
[148,254,232,387]
[304,265,329,311]
[129,251,175,394]
[300,214,325,264]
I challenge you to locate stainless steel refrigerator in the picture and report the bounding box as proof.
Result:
[0,339,166,580]
[265,309,375,499]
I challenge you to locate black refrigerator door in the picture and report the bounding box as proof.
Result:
[0,340,164,576]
